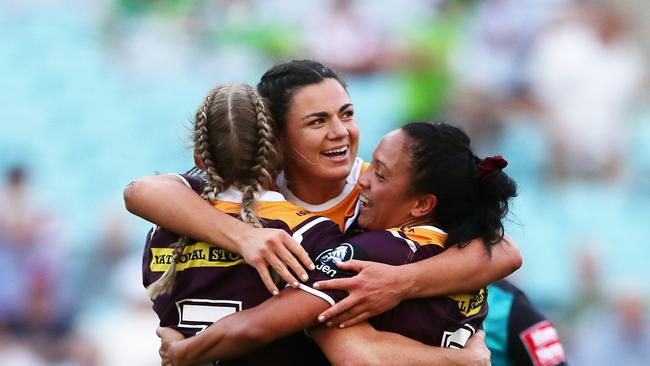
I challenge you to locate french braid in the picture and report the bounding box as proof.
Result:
[195,87,226,202]
[239,84,277,228]
[147,87,228,299]
[147,83,282,298]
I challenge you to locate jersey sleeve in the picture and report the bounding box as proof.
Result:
[509,289,568,366]
[295,230,412,306]
[174,172,207,193]
[287,217,348,305]
[141,172,203,288]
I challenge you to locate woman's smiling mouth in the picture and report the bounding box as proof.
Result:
[321,146,349,161]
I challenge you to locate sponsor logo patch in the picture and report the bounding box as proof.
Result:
[150,243,244,271]
[448,288,486,317]
[520,321,566,366]
[314,243,354,278]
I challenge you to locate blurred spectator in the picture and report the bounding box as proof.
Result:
[444,87,505,155]
[189,0,298,59]
[104,0,298,81]
[0,324,48,366]
[0,166,92,364]
[0,166,38,248]
[569,288,650,366]
[78,251,160,366]
[5,272,97,365]
[496,85,550,184]
[528,1,645,181]
[102,0,195,79]
[451,0,541,95]
[394,0,469,121]
[0,166,70,315]
[302,0,387,74]
[77,210,131,309]
[563,249,605,322]
[0,166,40,320]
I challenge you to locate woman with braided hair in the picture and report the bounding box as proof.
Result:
[145,82,282,298]
[126,61,522,324]
[141,83,347,365]
[154,122,517,366]
[137,86,492,365]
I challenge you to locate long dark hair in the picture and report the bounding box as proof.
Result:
[401,122,517,252]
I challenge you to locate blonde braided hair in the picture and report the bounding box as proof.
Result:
[239,84,278,228]
[147,83,281,299]
[195,87,226,203]
[147,86,228,299]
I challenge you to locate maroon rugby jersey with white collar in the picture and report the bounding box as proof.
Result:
[141,173,343,365]
[302,225,488,349]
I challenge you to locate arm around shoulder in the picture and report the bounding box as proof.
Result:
[402,235,522,298]
[123,173,249,252]
[312,236,521,327]
[312,322,490,366]
[124,174,314,294]
[162,288,330,364]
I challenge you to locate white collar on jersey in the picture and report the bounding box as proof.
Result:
[275,157,364,212]
[172,173,286,203]
[217,186,286,203]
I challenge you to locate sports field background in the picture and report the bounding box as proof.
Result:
[1,0,649,364]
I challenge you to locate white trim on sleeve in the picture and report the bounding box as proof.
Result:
[294,283,336,306]
[170,173,192,188]
[291,216,331,245]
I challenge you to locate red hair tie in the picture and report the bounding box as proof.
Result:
[478,155,508,180]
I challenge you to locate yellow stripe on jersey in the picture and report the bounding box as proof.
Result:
[386,225,447,248]
[212,200,320,230]
[150,242,245,272]
[317,161,370,231]
[386,224,485,317]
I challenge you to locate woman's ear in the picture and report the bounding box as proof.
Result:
[410,194,437,218]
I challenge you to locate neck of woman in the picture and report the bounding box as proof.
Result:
[284,169,347,205]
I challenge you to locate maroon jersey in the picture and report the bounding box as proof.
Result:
[302,225,488,348]
[141,174,343,365]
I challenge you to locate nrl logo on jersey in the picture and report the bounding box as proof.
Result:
[314,243,354,277]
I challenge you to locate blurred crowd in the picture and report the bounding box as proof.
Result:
[1,0,650,364]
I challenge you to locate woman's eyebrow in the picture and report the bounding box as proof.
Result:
[301,103,352,120]
[339,103,353,113]
[374,158,387,171]
[301,111,329,120]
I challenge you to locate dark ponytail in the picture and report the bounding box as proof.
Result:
[401,122,518,252]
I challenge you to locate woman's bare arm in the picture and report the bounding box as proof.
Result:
[124,174,246,250]
[124,174,314,293]
[158,288,329,365]
[156,288,491,366]
[312,322,492,366]
[315,236,521,326]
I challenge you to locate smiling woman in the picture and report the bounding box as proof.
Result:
[125,59,521,364]
[357,129,430,231]
[280,78,359,205]
[138,82,347,365]
[154,122,517,366]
